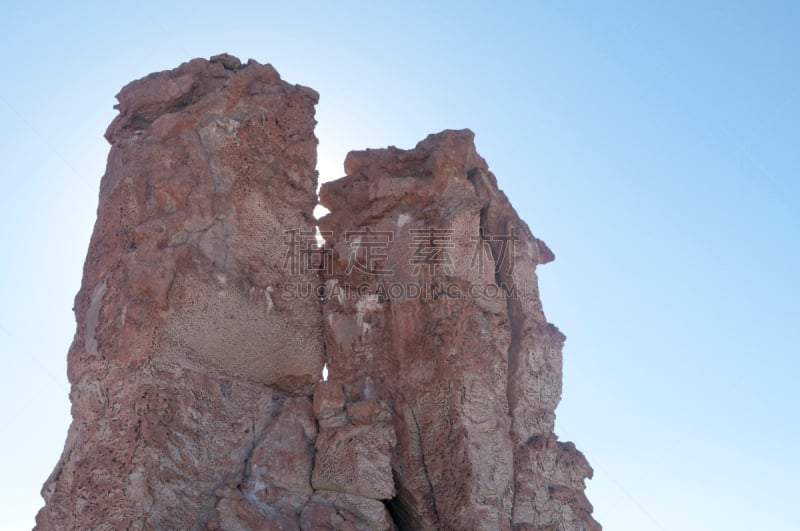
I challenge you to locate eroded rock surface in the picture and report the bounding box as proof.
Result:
[36,54,328,531]
[319,130,598,530]
[37,55,599,531]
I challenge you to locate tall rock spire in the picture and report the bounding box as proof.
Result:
[37,55,599,531]
[37,54,326,530]
[319,130,598,530]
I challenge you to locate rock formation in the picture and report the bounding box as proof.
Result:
[36,54,599,531]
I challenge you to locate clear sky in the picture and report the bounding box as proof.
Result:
[1,1,798,530]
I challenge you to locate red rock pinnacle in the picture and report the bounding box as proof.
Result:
[36,55,599,531]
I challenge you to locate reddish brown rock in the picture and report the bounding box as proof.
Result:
[311,383,396,501]
[319,130,599,530]
[36,55,326,530]
[512,436,600,531]
[37,55,598,531]
[313,380,348,429]
[301,490,396,530]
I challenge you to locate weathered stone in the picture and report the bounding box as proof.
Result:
[36,55,324,530]
[210,53,243,70]
[313,380,348,428]
[311,381,396,500]
[312,423,396,499]
[301,490,396,531]
[347,400,385,425]
[37,55,599,531]
[512,436,600,531]
[319,130,599,530]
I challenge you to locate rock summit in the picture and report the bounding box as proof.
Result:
[37,54,599,531]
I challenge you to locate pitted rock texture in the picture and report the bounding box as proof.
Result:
[36,55,329,530]
[37,54,599,531]
[319,130,598,530]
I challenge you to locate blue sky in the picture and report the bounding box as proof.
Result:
[1,2,798,529]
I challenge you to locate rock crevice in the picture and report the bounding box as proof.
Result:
[36,55,599,531]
